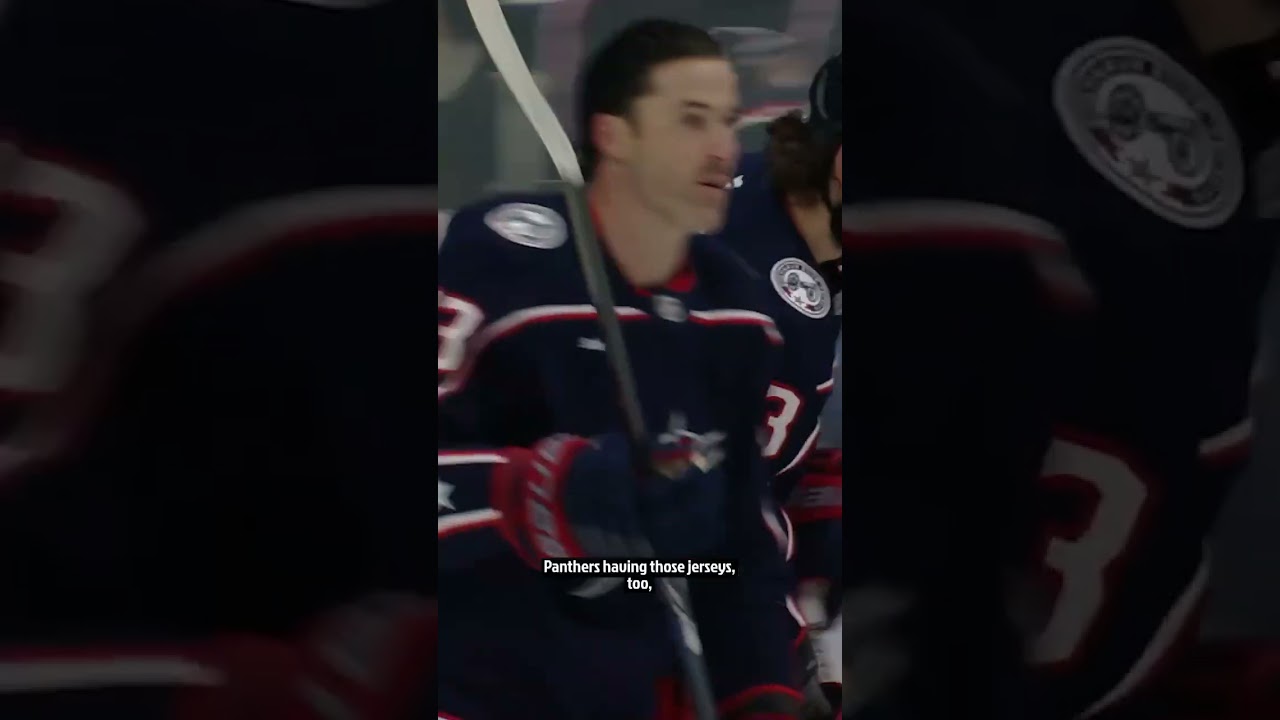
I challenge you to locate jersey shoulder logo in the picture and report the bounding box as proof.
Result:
[1053,36,1244,229]
[770,257,831,319]
[483,202,567,249]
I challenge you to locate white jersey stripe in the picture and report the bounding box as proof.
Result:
[846,199,1065,245]
[438,509,502,538]
[0,658,221,692]
[1199,417,1254,461]
[439,304,783,399]
[437,452,509,466]
[778,422,822,476]
[845,199,1093,304]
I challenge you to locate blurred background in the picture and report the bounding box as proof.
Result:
[437,0,842,211]
[437,0,846,446]
[437,0,1279,639]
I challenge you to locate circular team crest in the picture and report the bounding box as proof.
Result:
[483,202,567,249]
[770,258,830,319]
[1053,36,1244,229]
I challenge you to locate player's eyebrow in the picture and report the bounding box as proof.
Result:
[679,100,740,117]
[678,100,714,111]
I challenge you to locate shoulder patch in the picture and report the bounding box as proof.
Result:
[483,202,567,249]
[1053,36,1244,229]
[770,257,831,319]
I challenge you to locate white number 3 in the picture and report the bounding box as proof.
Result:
[437,291,483,376]
[0,146,141,395]
[762,383,802,458]
[1032,435,1148,665]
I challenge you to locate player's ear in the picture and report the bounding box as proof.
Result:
[591,112,634,165]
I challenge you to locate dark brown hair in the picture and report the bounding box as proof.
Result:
[765,111,837,206]
[578,19,725,179]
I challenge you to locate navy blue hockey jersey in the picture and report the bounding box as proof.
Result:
[723,153,842,499]
[845,0,1279,717]
[0,0,433,632]
[436,193,798,719]
[0,0,434,716]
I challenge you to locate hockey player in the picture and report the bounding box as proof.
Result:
[438,19,805,720]
[843,0,1279,718]
[718,54,844,715]
[0,0,434,717]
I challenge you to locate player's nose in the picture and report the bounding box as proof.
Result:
[708,125,739,165]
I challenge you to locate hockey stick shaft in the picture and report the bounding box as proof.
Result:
[557,184,649,457]
[461,2,717,718]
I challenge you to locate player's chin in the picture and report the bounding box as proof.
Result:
[688,213,726,235]
[686,200,728,234]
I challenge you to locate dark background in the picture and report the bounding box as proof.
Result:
[437,0,1279,640]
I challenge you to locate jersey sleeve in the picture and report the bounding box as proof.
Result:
[843,1,1083,716]
[771,358,840,565]
[436,205,539,572]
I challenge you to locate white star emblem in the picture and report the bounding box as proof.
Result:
[655,412,726,475]
[438,480,455,512]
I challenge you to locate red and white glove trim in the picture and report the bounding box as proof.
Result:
[492,434,593,567]
[786,449,842,524]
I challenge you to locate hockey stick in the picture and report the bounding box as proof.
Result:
[461,2,717,718]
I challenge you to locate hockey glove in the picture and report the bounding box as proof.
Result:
[494,433,650,571]
[0,595,434,720]
[179,593,434,720]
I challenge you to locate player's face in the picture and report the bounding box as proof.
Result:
[630,58,741,233]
